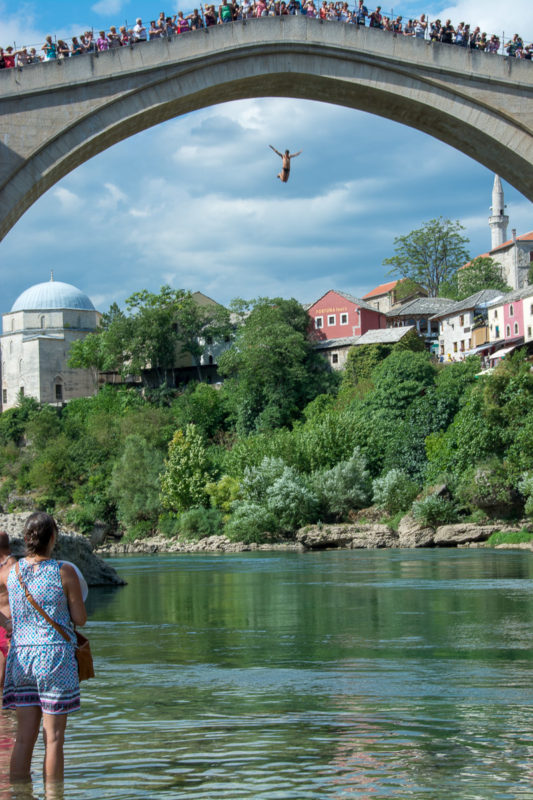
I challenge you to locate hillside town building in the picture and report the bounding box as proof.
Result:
[430,289,503,360]
[313,327,418,369]
[308,290,387,340]
[463,175,533,290]
[0,277,100,411]
[487,284,533,343]
[362,280,427,313]
[386,297,456,349]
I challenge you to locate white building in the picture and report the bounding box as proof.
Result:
[461,175,533,291]
[432,289,503,359]
[0,278,100,411]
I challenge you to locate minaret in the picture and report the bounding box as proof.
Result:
[489,174,509,250]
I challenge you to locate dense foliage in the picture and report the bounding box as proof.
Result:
[1,294,532,543]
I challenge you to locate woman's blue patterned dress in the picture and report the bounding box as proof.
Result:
[2,559,80,715]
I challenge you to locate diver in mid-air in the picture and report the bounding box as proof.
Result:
[269,145,302,183]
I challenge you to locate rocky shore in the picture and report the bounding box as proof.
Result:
[0,513,125,586]
[3,512,529,563]
[95,514,533,555]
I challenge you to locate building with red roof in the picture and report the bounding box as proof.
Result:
[307,290,387,340]
[461,177,533,290]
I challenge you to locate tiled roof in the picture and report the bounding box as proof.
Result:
[487,284,533,305]
[490,231,533,253]
[362,280,399,299]
[313,327,416,350]
[333,290,380,312]
[429,289,504,319]
[309,290,378,313]
[386,297,455,317]
[313,336,360,350]
[459,252,491,271]
[355,326,416,345]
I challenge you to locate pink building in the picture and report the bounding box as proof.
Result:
[307,290,387,340]
[501,286,532,341]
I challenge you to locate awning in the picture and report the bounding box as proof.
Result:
[489,344,521,360]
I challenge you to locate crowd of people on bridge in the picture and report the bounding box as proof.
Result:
[1,4,532,69]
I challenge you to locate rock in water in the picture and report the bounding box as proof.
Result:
[0,513,125,587]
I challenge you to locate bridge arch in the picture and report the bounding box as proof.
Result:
[0,17,532,240]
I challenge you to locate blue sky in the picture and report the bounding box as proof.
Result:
[1,0,532,314]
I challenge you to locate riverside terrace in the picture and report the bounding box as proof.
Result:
[1,5,532,63]
[0,16,533,242]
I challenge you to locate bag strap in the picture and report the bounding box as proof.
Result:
[15,562,71,643]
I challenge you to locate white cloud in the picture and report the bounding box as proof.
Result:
[53,187,82,211]
[96,182,128,210]
[433,0,532,40]
[1,94,531,312]
[91,0,125,15]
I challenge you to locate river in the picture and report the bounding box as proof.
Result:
[1,548,533,799]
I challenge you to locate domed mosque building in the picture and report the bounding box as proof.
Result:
[0,274,100,411]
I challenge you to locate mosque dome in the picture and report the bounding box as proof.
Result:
[10,279,95,312]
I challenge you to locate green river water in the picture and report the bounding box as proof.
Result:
[1,548,533,799]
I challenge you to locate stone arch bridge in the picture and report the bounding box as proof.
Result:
[0,17,532,241]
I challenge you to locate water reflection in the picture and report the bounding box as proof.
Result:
[2,550,533,798]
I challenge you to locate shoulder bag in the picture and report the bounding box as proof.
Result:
[15,562,95,682]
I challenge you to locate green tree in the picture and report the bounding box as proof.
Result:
[384,218,470,297]
[68,332,116,390]
[218,297,334,434]
[160,424,210,513]
[394,278,424,301]
[439,256,511,300]
[110,434,164,530]
[70,288,231,388]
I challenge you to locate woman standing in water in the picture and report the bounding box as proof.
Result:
[1,512,87,782]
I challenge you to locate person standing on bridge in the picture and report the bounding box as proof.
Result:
[269,146,302,183]
[133,19,147,42]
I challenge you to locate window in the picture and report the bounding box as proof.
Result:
[440,344,444,355]
[509,305,514,317]
[40,316,45,329]
[528,327,532,338]
[315,316,323,329]
[506,325,511,337]
[530,304,533,315]
[55,384,63,401]
[340,313,348,325]
[453,342,458,353]
[2,389,6,404]
[495,325,500,338]
[327,315,336,326]
[375,302,380,311]
[494,309,498,318]
[332,353,338,364]
[514,323,519,335]
[460,340,465,352]
[19,387,24,397]
[460,315,464,326]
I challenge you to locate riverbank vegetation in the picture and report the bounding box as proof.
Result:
[0,295,532,543]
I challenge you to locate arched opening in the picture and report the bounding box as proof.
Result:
[0,20,531,243]
[54,378,64,403]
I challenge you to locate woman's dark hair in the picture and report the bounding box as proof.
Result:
[23,512,58,556]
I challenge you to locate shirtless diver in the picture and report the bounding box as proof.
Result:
[269,145,302,183]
